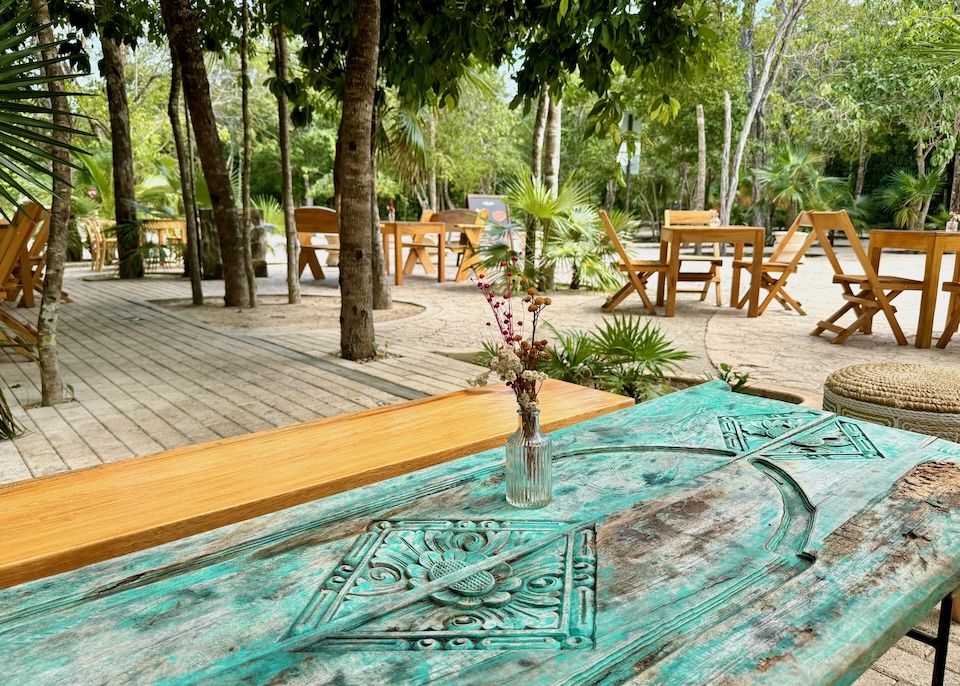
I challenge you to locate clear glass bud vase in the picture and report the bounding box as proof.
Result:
[505,409,553,508]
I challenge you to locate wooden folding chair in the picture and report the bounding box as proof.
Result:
[5,212,72,308]
[294,207,339,280]
[0,204,46,357]
[732,212,817,316]
[808,211,923,345]
[600,210,668,315]
[663,210,723,306]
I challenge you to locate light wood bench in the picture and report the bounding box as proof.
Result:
[294,207,339,280]
[0,379,632,589]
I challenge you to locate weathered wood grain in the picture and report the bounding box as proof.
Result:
[1,382,959,686]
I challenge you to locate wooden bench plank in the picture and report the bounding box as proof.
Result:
[0,379,631,589]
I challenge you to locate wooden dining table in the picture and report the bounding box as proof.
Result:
[4,382,960,685]
[658,225,765,317]
[868,230,960,348]
[380,221,447,286]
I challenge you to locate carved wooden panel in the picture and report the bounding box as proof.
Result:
[1,382,959,686]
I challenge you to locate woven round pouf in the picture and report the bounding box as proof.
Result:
[822,363,960,443]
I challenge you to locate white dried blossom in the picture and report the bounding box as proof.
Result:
[489,348,523,382]
[517,391,538,413]
[467,371,491,387]
[521,370,549,383]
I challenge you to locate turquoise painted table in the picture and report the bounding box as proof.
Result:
[3,381,960,685]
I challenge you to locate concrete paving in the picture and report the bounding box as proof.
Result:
[1,241,959,686]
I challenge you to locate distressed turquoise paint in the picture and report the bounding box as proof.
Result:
[1,381,960,685]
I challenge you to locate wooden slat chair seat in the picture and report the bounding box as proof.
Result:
[937,282,960,348]
[294,207,339,280]
[809,210,923,345]
[663,210,723,306]
[600,210,668,315]
[731,212,815,316]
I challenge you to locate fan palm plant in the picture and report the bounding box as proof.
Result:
[876,170,943,230]
[755,146,842,228]
[0,0,87,216]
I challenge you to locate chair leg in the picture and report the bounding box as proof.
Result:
[937,300,960,348]
[602,283,635,313]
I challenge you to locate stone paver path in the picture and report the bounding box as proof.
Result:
[1,243,959,686]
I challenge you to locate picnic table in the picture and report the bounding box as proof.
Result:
[3,382,960,685]
[380,221,448,285]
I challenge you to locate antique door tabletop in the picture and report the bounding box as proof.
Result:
[3,382,960,685]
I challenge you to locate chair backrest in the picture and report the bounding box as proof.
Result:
[599,210,635,267]
[0,204,46,280]
[767,212,812,264]
[806,210,876,281]
[294,207,338,234]
[664,210,716,227]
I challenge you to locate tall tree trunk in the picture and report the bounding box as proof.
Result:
[542,97,562,289]
[428,114,438,211]
[273,25,300,305]
[625,155,632,211]
[916,140,927,177]
[32,0,69,407]
[855,135,868,198]
[240,0,256,307]
[371,113,391,310]
[694,104,706,210]
[721,0,808,225]
[160,0,248,307]
[918,198,932,231]
[950,149,960,213]
[99,31,142,278]
[720,92,732,224]
[336,0,379,360]
[530,85,549,181]
[677,162,689,209]
[169,64,203,305]
[543,97,562,195]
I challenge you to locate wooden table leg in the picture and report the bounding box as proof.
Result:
[747,234,763,317]
[917,239,945,348]
[382,231,391,275]
[657,240,668,307]
[731,242,744,310]
[438,231,445,283]
[666,239,680,317]
[394,227,403,286]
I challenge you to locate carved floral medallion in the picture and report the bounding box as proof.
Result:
[287,519,597,651]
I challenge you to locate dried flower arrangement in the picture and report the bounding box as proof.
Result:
[951,211,960,222]
[472,257,552,413]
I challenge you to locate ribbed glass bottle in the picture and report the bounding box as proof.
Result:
[505,409,553,508]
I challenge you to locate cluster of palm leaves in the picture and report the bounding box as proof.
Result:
[876,170,943,230]
[544,315,692,402]
[0,0,86,216]
[478,173,629,291]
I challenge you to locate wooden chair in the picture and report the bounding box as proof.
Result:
[4,209,72,308]
[0,204,47,357]
[732,212,816,316]
[415,209,488,281]
[809,210,923,345]
[294,207,339,280]
[663,210,723,306]
[600,210,668,315]
[936,282,960,348]
[80,217,116,271]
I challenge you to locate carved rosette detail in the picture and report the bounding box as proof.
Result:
[288,520,597,651]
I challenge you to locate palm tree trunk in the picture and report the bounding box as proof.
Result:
[99,31,142,278]
[169,64,203,305]
[32,0,69,407]
[544,97,562,195]
[371,113,391,310]
[720,92,732,224]
[336,0,379,360]
[160,0,248,307]
[273,25,300,305]
[694,104,706,210]
[428,114,438,211]
[950,149,960,214]
[240,0,257,307]
[530,86,549,181]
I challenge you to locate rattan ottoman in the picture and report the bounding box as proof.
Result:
[823,363,960,443]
